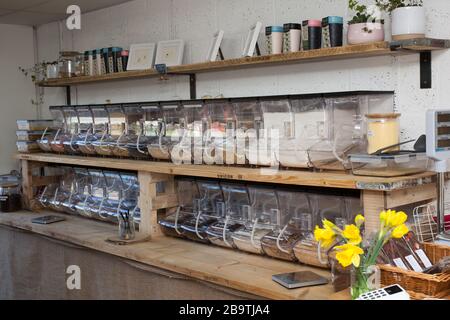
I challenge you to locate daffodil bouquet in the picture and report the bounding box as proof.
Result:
[314,210,410,299]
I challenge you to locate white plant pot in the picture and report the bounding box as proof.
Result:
[392,6,426,40]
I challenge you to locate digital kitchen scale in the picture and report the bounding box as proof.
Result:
[426,109,450,243]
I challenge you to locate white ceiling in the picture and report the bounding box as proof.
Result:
[0,0,133,26]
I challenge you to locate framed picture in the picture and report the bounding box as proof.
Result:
[127,43,156,70]
[206,30,224,62]
[242,22,262,57]
[155,40,185,67]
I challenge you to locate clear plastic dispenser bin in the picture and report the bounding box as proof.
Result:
[232,186,278,254]
[75,106,97,155]
[233,99,262,165]
[203,99,237,165]
[253,98,292,166]
[113,104,144,158]
[82,169,107,220]
[206,182,249,248]
[73,167,93,215]
[349,153,429,177]
[172,101,207,165]
[62,106,82,155]
[119,172,140,225]
[278,97,327,168]
[307,95,364,171]
[180,180,223,243]
[141,104,163,159]
[149,102,184,161]
[91,105,122,156]
[37,106,64,153]
[47,167,75,213]
[261,189,310,261]
[99,171,124,222]
[159,178,199,239]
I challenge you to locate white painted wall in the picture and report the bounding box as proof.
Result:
[36,0,450,142]
[0,24,36,173]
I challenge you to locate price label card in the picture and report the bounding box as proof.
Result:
[405,255,423,272]
[393,258,409,270]
[415,249,433,268]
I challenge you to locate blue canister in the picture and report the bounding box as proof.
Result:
[322,16,343,48]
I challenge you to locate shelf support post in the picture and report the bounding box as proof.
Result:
[189,74,197,100]
[65,86,72,105]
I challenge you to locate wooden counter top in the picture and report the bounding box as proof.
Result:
[16,153,435,191]
[0,210,336,300]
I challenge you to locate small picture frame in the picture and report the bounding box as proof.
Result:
[127,43,156,70]
[206,30,224,62]
[242,22,262,57]
[155,40,185,67]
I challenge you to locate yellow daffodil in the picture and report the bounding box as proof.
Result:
[342,224,362,245]
[354,214,365,228]
[322,219,337,230]
[314,225,336,248]
[335,244,364,268]
[380,210,408,228]
[392,224,409,239]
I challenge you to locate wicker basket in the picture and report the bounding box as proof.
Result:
[379,242,450,299]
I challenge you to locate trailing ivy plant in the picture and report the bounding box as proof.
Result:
[19,61,56,110]
[375,0,423,13]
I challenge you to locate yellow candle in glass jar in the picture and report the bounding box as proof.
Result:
[366,113,401,154]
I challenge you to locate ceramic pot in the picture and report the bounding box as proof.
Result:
[392,6,426,41]
[347,23,385,45]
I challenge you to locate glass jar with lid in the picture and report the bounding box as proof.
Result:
[366,113,401,155]
[0,173,22,213]
[58,51,85,78]
[180,179,223,243]
[206,182,249,248]
[231,185,278,255]
[75,106,97,155]
[159,178,199,238]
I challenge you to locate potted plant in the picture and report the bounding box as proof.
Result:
[376,0,425,40]
[314,210,409,299]
[347,0,385,45]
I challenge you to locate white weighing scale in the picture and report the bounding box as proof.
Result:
[426,109,450,243]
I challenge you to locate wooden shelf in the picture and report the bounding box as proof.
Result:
[0,210,336,300]
[37,39,450,88]
[15,153,435,191]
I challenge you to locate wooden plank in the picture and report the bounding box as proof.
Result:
[31,175,62,187]
[0,210,335,300]
[385,184,437,208]
[363,190,386,234]
[137,171,159,238]
[15,153,436,191]
[20,159,33,210]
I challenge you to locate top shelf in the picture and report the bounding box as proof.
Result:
[38,38,450,88]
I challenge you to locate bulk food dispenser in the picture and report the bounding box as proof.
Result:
[99,171,124,222]
[81,169,107,220]
[75,106,97,155]
[261,189,310,261]
[159,178,200,238]
[73,167,93,215]
[113,104,144,158]
[61,106,82,155]
[203,99,237,165]
[180,179,223,243]
[278,97,327,168]
[91,105,121,157]
[148,102,185,161]
[172,101,208,164]
[308,92,394,171]
[206,182,250,248]
[37,106,66,153]
[231,185,279,254]
[251,98,292,166]
[233,99,263,165]
[141,104,163,159]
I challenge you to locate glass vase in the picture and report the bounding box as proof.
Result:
[350,264,381,300]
